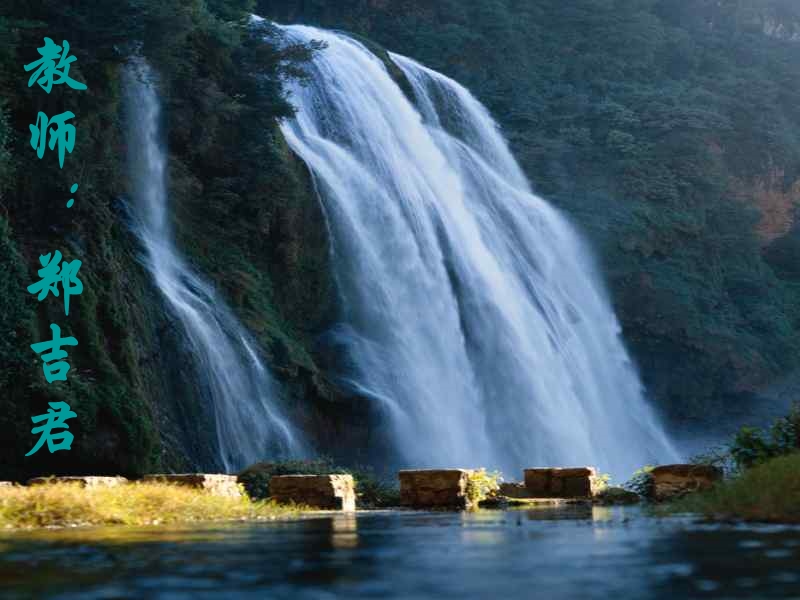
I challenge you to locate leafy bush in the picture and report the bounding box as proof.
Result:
[593,472,612,492]
[664,407,800,522]
[351,467,401,508]
[729,403,800,470]
[465,468,502,506]
[667,453,800,523]
[623,466,654,497]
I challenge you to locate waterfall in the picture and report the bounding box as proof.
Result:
[275,24,679,480]
[122,59,304,472]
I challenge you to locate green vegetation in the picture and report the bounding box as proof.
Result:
[593,473,612,492]
[238,458,400,508]
[729,403,800,469]
[623,466,656,497]
[465,469,502,506]
[0,481,300,529]
[669,453,800,523]
[680,402,800,473]
[3,0,800,479]
[0,1,340,480]
[664,406,800,521]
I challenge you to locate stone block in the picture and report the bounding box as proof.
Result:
[399,469,471,508]
[650,464,722,501]
[142,474,242,498]
[269,474,355,511]
[524,467,599,498]
[523,469,552,496]
[27,476,129,488]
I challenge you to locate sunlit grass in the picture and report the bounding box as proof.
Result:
[0,482,303,529]
[668,453,800,523]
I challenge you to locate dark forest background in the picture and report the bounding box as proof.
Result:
[1,0,800,479]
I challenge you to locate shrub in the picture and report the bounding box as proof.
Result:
[623,466,654,497]
[729,403,800,470]
[667,453,800,523]
[465,469,502,506]
[593,473,612,492]
[350,467,401,508]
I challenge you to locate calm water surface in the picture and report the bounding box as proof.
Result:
[1,506,799,599]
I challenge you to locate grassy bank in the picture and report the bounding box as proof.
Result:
[669,453,800,524]
[0,482,302,529]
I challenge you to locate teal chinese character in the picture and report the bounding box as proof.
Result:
[29,111,75,168]
[25,401,76,456]
[27,250,83,315]
[24,37,87,93]
[30,323,78,383]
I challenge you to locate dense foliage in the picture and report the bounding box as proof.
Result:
[465,469,502,507]
[3,0,800,479]
[672,404,800,522]
[260,0,800,427]
[669,452,800,523]
[729,403,800,469]
[0,1,341,480]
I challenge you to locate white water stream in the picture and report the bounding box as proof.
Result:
[123,60,304,472]
[276,24,679,478]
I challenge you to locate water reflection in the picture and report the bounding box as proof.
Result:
[0,508,798,599]
[650,524,800,598]
[330,512,359,549]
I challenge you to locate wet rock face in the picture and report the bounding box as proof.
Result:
[523,467,601,498]
[27,476,129,488]
[269,474,356,511]
[399,469,471,508]
[142,474,242,498]
[649,464,723,501]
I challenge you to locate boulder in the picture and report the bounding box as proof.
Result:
[27,476,128,488]
[399,469,471,508]
[650,464,722,501]
[269,474,355,511]
[524,467,601,498]
[142,474,241,498]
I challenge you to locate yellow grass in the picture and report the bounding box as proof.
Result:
[0,482,302,529]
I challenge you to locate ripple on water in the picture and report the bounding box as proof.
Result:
[0,508,798,599]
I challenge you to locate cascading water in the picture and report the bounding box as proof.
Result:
[122,59,304,472]
[275,24,680,479]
